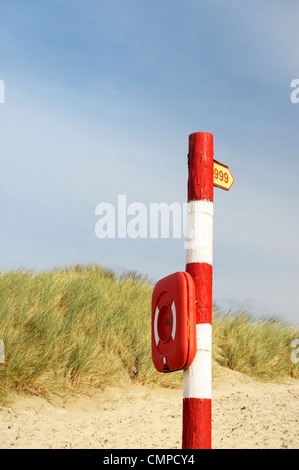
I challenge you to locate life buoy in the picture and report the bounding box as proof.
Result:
[153,300,176,347]
[151,271,196,373]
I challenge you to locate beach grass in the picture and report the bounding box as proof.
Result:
[212,307,299,381]
[0,265,298,405]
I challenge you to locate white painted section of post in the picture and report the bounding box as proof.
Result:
[183,323,212,399]
[185,200,214,265]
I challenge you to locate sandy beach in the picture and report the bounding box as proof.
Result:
[0,368,298,449]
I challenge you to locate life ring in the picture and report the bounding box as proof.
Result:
[151,271,196,373]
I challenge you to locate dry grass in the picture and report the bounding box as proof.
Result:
[0,265,297,405]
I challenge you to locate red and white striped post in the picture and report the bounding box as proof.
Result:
[182,132,214,449]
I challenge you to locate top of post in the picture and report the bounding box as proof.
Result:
[188,132,214,202]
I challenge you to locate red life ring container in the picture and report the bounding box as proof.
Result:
[151,272,196,373]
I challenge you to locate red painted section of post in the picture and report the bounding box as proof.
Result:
[182,132,214,449]
[186,262,213,325]
[182,399,212,448]
[187,132,214,203]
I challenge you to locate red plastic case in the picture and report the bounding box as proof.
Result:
[151,272,196,373]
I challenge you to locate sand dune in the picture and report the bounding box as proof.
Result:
[0,368,298,449]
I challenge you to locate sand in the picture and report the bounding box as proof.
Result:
[0,368,298,449]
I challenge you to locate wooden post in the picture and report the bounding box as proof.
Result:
[182,132,214,449]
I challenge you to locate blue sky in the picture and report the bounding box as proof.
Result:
[0,0,298,325]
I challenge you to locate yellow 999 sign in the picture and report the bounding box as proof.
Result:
[213,160,234,191]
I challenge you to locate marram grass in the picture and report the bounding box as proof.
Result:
[212,308,299,381]
[0,265,298,405]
